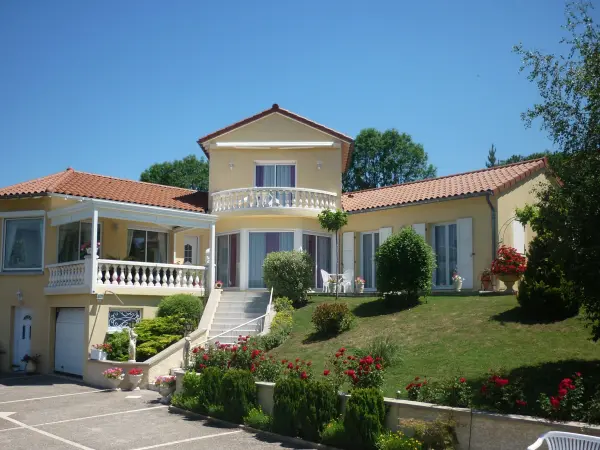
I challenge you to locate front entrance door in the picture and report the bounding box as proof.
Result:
[12,307,32,368]
[183,236,199,265]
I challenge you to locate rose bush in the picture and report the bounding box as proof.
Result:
[539,373,585,421]
[491,245,527,276]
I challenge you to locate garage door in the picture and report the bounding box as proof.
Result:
[55,308,85,376]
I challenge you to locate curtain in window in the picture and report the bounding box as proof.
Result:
[229,233,239,287]
[435,225,448,286]
[303,234,317,287]
[217,235,230,286]
[279,232,293,251]
[276,165,295,187]
[3,219,43,270]
[58,222,79,263]
[255,166,264,187]
[127,230,145,262]
[249,233,267,288]
[146,231,167,263]
[449,224,458,280]
[317,236,331,288]
[362,234,373,289]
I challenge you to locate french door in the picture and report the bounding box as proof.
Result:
[433,223,458,287]
[303,234,332,288]
[217,233,240,288]
[361,232,380,290]
[248,232,294,288]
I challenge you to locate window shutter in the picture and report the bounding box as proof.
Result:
[342,232,355,273]
[457,217,474,289]
[412,223,426,240]
[378,227,392,244]
[512,220,526,254]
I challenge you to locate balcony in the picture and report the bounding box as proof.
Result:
[45,258,206,296]
[211,187,337,216]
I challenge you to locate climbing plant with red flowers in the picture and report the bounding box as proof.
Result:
[491,245,527,276]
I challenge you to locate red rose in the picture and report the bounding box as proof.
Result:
[494,378,509,387]
[242,346,248,352]
[323,370,330,376]
[515,400,527,407]
[558,388,568,398]
[406,383,414,390]
[550,396,561,409]
[295,358,300,362]
[335,353,342,358]
[300,371,308,380]
[575,372,582,377]
[202,353,209,361]
[459,377,466,383]
[287,363,294,369]
[481,385,488,394]
[375,364,382,370]
[307,361,312,367]
[192,347,199,354]
[281,359,287,364]
[339,347,346,353]
[250,364,256,373]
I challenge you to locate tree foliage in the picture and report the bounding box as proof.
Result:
[262,251,313,307]
[318,209,348,299]
[486,144,498,167]
[514,2,600,338]
[140,154,209,191]
[342,128,436,192]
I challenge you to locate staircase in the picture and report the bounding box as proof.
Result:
[208,290,271,345]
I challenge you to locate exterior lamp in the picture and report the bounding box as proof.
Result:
[16,289,23,304]
[317,161,323,170]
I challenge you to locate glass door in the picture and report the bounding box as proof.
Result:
[248,232,294,288]
[433,223,458,287]
[303,234,332,288]
[361,232,380,290]
[217,233,240,288]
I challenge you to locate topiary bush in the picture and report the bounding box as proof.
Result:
[517,234,580,320]
[220,369,257,423]
[198,366,223,412]
[105,330,129,361]
[343,388,386,450]
[299,379,339,442]
[375,227,436,304]
[272,377,306,436]
[263,251,313,307]
[157,293,204,326]
[311,302,354,335]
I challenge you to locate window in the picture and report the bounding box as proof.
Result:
[2,218,43,271]
[58,221,102,263]
[361,232,380,290]
[433,223,458,287]
[249,232,294,288]
[184,244,193,263]
[217,233,240,288]
[303,234,332,288]
[108,309,141,333]
[127,229,168,263]
[255,164,296,188]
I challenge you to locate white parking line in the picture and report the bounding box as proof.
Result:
[130,430,243,450]
[0,388,108,404]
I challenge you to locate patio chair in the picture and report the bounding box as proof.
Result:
[528,431,600,449]
[340,269,354,293]
[320,269,330,293]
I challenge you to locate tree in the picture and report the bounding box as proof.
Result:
[342,128,436,192]
[140,155,209,191]
[486,144,498,167]
[317,209,348,299]
[514,1,600,338]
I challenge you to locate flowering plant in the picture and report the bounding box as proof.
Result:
[451,271,464,282]
[405,376,429,401]
[324,347,384,390]
[21,354,41,363]
[280,357,314,381]
[102,367,124,380]
[214,280,223,289]
[481,268,492,278]
[491,245,527,276]
[355,277,365,285]
[539,373,585,421]
[479,371,526,413]
[80,241,101,251]
[128,368,143,376]
[154,375,175,387]
[92,343,112,352]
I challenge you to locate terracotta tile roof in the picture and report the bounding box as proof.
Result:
[341,158,548,213]
[0,168,208,213]
[197,104,355,171]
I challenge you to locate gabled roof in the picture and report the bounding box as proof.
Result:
[197,104,355,170]
[341,158,548,213]
[0,168,208,213]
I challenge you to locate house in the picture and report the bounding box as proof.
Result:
[0,103,549,379]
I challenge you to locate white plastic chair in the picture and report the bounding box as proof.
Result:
[320,269,330,293]
[528,431,600,450]
[340,269,354,293]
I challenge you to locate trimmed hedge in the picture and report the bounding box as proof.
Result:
[272,377,305,436]
[343,388,386,450]
[157,294,204,326]
[263,251,313,307]
[220,369,257,423]
[174,367,223,414]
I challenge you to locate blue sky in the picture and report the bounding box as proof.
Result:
[0,1,589,187]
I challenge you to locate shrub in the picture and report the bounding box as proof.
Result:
[273,296,294,313]
[105,330,129,361]
[255,308,293,351]
[173,372,204,412]
[198,367,223,411]
[398,417,457,449]
[299,379,339,442]
[244,407,272,431]
[263,251,313,306]
[365,335,401,367]
[343,388,386,450]
[253,356,282,382]
[311,302,354,335]
[517,235,580,319]
[405,376,471,408]
[157,294,204,326]
[376,431,424,450]
[375,227,436,303]
[478,371,527,414]
[539,373,585,421]
[133,316,186,361]
[136,335,181,361]
[321,418,347,448]
[272,377,306,436]
[220,369,257,423]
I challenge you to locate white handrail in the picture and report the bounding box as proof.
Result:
[46,260,87,268]
[96,259,205,271]
[266,287,274,314]
[197,313,268,348]
[211,187,337,196]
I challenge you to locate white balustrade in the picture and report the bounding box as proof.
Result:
[47,261,87,288]
[211,187,337,213]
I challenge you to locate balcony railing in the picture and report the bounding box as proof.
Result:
[46,258,206,295]
[211,187,337,213]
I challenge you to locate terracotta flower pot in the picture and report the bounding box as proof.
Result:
[498,274,520,294]
[481,278,492,291]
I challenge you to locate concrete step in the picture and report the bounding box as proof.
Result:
[213,312,264,320]
[215,304,267,313]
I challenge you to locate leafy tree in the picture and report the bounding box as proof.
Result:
[342,128,436,192]
[513,1,600,338]
[140,155,209,191]
[317,209,348,299]
[486,144,498,167]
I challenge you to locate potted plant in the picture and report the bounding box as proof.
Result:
[328,275,338,294]
[102,367,124,390]
[214,280,223,289]
[481,268,493,291]
[21,354,40,374]
[154,375,176,403]
[451,271,464,292]
[355,277,365,294]
[491,245,527,293]
[80,241,100,258]
[128,368,143,390]
[90,343,111,361]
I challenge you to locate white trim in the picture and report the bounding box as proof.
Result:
[0,210,45,218]
[126,224,170,233]
[253,159,297,164]
[217,141,335,148]
[1,216,46,272]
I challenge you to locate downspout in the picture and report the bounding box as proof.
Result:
[485,191,497,262]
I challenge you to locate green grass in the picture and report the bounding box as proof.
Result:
[273,295,600,401]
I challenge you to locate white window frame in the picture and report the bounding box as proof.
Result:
[107,308,142,333]
[253,161,297,188]
[1,214,46,273]
[56,221,103,263]
[126,227,170,263]
[360,231,380,291]
[431,221,458,289]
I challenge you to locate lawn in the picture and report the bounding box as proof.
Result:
[273,295,600,401]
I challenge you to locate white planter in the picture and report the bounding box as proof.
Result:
[25,361,37,374]
[454,279,463,292]
[90,349,107,361]
[357,284,365,294]
[105,377,123,390]
[159,385,175,404]
[128,374,143,390]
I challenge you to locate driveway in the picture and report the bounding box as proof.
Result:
[0,374,310,449]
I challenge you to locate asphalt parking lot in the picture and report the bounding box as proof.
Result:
[0,374,310,449]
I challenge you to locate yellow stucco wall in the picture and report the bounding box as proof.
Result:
[215,216,326,235]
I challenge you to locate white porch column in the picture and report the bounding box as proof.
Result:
[239,229,249,290]
[209,223,216,291]
[90,208,99,294]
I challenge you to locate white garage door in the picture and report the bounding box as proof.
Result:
[55,308,85,376]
